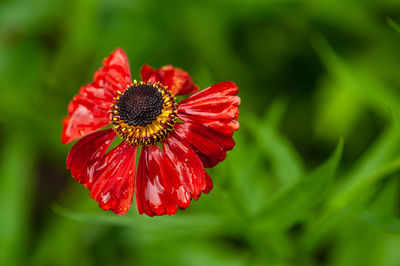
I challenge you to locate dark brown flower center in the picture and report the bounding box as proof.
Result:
[110,81,178,146]
[116,84,164,127]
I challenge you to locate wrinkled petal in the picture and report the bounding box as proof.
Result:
[204,171,213,194]
[175,123,233,168]
[179,99,239,120]
[93,48,132,94]
[163,133,209,200]
[135,138,211,217]
[62,48,132,143]
[67,129,116,189]
[93,65,131,95]
[140,64,198,96]
[176,81,240,167]
[178,82,240,121]
[74,83,116,111]
[179,81,238,103]
[61,102,110,144]
[102,47,132,76]
[135,145,181,216]
[177,114,239,134]
[90,141,137,215]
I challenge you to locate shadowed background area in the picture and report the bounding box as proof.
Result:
[1,0,400,265]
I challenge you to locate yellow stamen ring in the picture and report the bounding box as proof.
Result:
[110,81,178,146]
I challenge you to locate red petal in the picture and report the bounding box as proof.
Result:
[179,100,239,120]
[103,47,132,76]
[178,96,240,120]
[178,113,239,134]
[204,171,213,194]
[135,146,153,216]
[135,145,185,216]
[93,65,132,95]
[140,64,154,82]
[178,83,240,121]
[175,123,233,168]
[75,83,116,111]
[93,48,132,94]
[62,48,132,144]
[163,133,209,200]
[90,141,137,215]
[176,81,240,168]
[179,95,240,108]
[135,139,210,217]
[67,129,116,189]
[61,101,110,144]
[140,64,198,96]
[179,81,238,104]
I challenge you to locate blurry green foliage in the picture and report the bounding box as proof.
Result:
[1,0,400,265]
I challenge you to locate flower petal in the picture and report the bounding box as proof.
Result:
[135,145,183,216]
[61,101,110,144]
[179,99,239,119]
[162,133,208,200]
[204,171,213,194]
[174,123,232,168]
[178,82,240,121]
[62,48,132,144]
[176,81,240,168]
[74,83,116,111]
[135,136,211,217]
[179,81,238,103]
[102,47,132,76]
[93,48,132,94]
[140,64,198,96]
[177,114,240,134]
[90,141,137,215]
[66,129,116,189]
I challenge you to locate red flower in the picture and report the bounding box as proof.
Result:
[62,48,240,216]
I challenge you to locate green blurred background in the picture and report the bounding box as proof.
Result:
[1,0,400,265]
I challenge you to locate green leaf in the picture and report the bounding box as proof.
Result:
[0,134,34,266]
[254,139,343,232]
[387,17,400,34]
[314,79,364,139]
[358,210,400,235]
[242,113,305,186]
[330,126,400,210]
[52,204,221,231]
[263,98,288,129]
[302,126,400,250]
[312,35,400,119]
[225,128,275,216]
